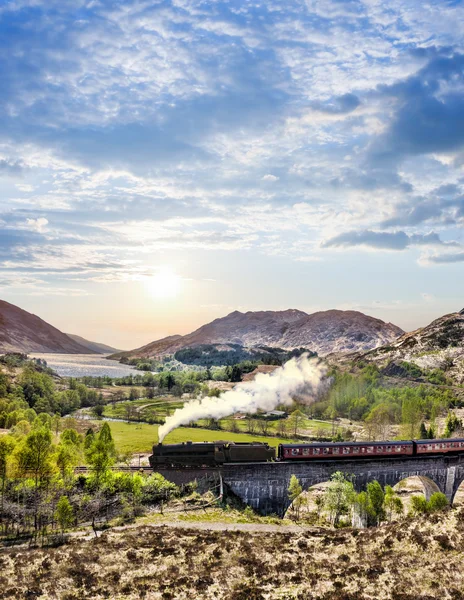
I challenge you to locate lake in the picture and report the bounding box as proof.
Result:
[30,353,139,378]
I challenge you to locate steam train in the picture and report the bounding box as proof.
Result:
[149,438,464,468]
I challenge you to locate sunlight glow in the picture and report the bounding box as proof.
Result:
[144,268,182,299]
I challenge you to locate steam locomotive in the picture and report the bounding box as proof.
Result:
[149,438,464,468]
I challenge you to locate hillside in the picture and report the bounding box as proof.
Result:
[111,309,403,361]
[0,299,95,354]
[66,334,120,354]
[344,309,464,384]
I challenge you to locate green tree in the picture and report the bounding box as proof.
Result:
[365,403,395,441]
[289,410,305,437]
[92,404,104,418]
[85,423,116,485]
[366,480,385,525]
[55,495,74,534]
[324,472,355,526]
[0,436,15,518]
[16,428,54,530]
[288,474,303,520]
[401,395,423,439]
[410,494,428,515]
[419,422,428,439]
[443,412,462,438]
[383,486,403,521]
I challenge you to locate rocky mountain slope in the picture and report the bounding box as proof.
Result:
[111,309,404,360]
[0,299,96,354]
[347,309,464,384]
[66,334,120,354]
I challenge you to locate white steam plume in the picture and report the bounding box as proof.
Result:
[158,354,327,442]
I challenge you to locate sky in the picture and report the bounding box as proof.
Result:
[0,0,463,349]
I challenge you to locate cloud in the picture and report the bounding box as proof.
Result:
[26,218,48,232]
[427,252,464,264]
[262,174,279,182]
[310,93,361,115]
[322,230,456,251]
[370,51,464,166]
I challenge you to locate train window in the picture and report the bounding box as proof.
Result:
[353,447,359,454]
[395,446,401,452]
[303,448,310,456]
[313,448,320,455]
[427,445,432,451]
[323,448,330,454]
[386,446,392,452]
[367,447,373,453]
[343,447,350,454]
[333,447,339,454]
[291,449,300,455]
[361,447,366,453]
[376,446,383,452]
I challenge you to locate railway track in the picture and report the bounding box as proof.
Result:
[74,466,154,473]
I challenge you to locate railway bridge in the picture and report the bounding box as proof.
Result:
[159,454,464,516]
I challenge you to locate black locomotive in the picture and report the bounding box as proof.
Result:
[149,441,275,467]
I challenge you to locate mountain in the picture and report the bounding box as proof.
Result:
[111,309,404,360]
[0,299,96,354]
[66,334,120,354]
[351,309,464,384]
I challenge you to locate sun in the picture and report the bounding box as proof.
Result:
[144,268,182,299]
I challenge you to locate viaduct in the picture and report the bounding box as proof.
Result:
[158,454,464,515]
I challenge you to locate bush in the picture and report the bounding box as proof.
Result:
[427,492,448,512]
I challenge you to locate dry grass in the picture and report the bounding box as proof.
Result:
[1,508,464,599]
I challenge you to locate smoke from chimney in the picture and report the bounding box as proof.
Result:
[158,354,327,442]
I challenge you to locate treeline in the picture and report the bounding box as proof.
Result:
[288,471,449,526]
[310,365,457,440]
[173,345,315,367]
[0,363,104,429]
[0,421,179,542]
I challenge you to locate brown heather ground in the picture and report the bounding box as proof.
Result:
[1,508,464,600]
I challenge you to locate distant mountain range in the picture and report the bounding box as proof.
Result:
[0,299,118,354]
[110,309,405,360]
[66,334,120,355]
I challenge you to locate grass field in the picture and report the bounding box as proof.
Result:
[93,420,297,453]
[102,397,334,437]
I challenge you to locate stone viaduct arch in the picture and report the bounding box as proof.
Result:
[221,454,464,515]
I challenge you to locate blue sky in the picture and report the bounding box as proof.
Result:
[0,0,463,348]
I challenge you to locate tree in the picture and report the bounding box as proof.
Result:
[246,417,257,434]
[401,395,423,439]
[0,436,15,518]
[55,495,74,534]
[324,472,355,526]
[410,495,428,515]
[365,404,395,441]
[288,475,303,520]
[277,419,288,438]
[85,423,116,486]
[289,410,305,437]
[258,419,270,436]
[129,388,140,401]
[384,486,403,521]
[444,412,463,438]
[92,404,104,418]
[419,422,428,440]
[16,428,54,531]
[366,480,385,526]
